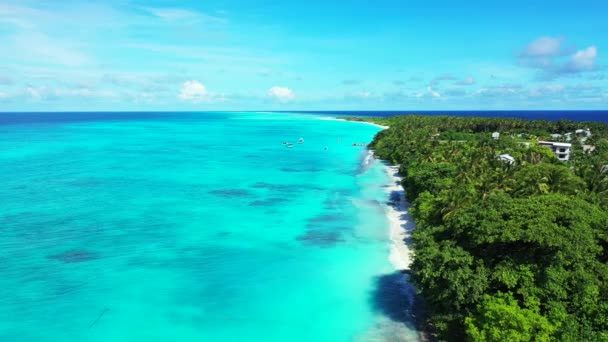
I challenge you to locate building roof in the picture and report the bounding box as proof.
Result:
[538,141,572,147]
[497,153,515,164]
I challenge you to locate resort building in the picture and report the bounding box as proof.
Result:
[538,141,572,161]
[575,129,592,137]
[583,145,596,153]
[497,153,515,165]
[492,132,500,139]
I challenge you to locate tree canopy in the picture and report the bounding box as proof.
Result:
[362,115,608,341]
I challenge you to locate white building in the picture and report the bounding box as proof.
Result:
[497,153,515,165]
[583,145,596,153]
[538,141,572,161]
[492,132,500,139]
[575,129,592,137]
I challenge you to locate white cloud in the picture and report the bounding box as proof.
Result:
[522,37,563,57]
[457,76,475,86]
[474,85,523,98]
[11,33,91,66]
[26,86,42,99]
[0,3,49,29]
[566,46,597,72]
[178,80,209,103]
[518,37,599,78]
[414,86,441,99]
[24,85,116,100]
[529,84,565,97]
[444,88,468,96]
[267,86,295,102]
[428,86,441,98]
[142,7,226,24]
[429,74,456,86]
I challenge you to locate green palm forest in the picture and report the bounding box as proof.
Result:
[360,115,608,341]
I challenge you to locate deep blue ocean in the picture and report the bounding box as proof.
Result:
[0,112,419,341]
[1,110,607,126]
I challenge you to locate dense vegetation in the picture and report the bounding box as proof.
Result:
[362,115,608,341]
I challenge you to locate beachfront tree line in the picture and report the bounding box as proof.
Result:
[363,115,608,341]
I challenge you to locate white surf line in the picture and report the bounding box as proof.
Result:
[331,118,413,271]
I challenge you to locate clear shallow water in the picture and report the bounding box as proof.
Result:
[0,112,419,341]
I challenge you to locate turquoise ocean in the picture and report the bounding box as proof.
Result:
[0,112,419,341]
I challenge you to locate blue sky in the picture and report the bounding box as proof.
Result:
[0,0,607,111]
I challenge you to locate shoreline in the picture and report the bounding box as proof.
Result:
[380,160,433,342]
[345,116,426,340]
[318,116,390,130]
[341,116,414,272]
[382,163,415,271]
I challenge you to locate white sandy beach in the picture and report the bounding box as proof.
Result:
[383,164,416,271]
[319,116,390,130]
[328,116,415,272]
[343,116,414,272]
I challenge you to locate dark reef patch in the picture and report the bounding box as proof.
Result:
[251,182,293,191]
[280,167,323,173]
[296,230,344,247]
[251,182,323,192]
[208,189,252,197]
[323,199,342,210]
[248,198,285,207]
[308,214,345,223]
[48,249,99,264]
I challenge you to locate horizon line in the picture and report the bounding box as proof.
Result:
[2,109,608,114]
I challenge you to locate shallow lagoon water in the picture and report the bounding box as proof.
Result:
[0,112,419,341]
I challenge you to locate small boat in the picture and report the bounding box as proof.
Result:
[298,138,304,144]
[282,141,288,145]
[286,143,294,148]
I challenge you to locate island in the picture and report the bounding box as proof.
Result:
[352,115,608,341]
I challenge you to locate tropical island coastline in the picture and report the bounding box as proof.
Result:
[348,114,608,341]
